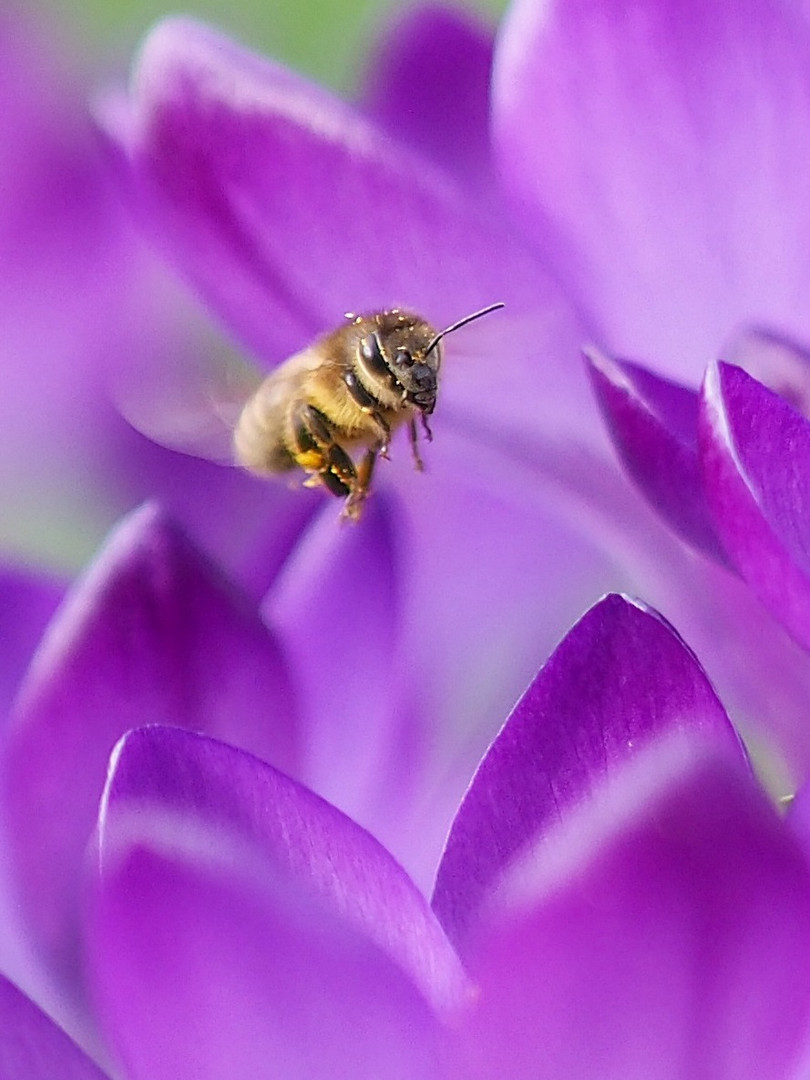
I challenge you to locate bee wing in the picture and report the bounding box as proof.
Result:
[112,346,265,466]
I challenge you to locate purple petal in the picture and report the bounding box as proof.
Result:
[90,754,442,1080]
[493,0,810,375]
[722,324,810,418]
[0,973,110,1080]
[586,347,726,563]
[448,735,810,1080]
[263,496,414,834]
[432,594,744,950]
[111,17,589,443]
[102,725,467,1013]
[0,561,64,719]
[699,361,810,653]
[2,503,297,976]
[361,3,495,193]
[265,454,619,893]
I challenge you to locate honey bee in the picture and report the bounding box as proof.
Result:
[233,302,504,520]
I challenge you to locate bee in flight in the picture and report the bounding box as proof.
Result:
[233,302,504,520]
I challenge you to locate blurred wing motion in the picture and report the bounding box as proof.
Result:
[112,343,264,466]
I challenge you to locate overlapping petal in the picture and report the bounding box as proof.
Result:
[0,562,64,719]
[699,361,810,654]
[585,347,725,562]
[494,0,810,375]
[90,729,444,1080]
[101,726,467,1013]
[433,593,744,949]
[448,734,810,1080]
[2,503,297,975]
[0,973,110,1080]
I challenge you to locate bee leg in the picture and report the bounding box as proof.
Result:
[342,370,391,457]
[408,417,424,472]
[342,450,376,522]
[293,404,354,499]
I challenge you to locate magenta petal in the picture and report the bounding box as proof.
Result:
[103,725,467,1012]
[263,497,402,832]
[449,736,810,1080]
[362,3,495,192]
[0,562,64,719]
[432,594,744,949]
[493,0,810,374]
[115,17,586,441]
[2,503,297,975]
[586,348,726,563]
[91,746,443,1080]
[699,361,810,653]
[0,974,110,1080]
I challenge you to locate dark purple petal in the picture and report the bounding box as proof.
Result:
[586,347,726,562]
[110,17,589,445]
[493,0,810,375]
[90,751,443,1080]
[0,973,110,1080]
[0,562,64,719]
[722,324,810,418]
[102,726,467,1012]
[699,361,810,653]
[447,735,810,1080]
[432,594,745,950]
[2,503,297,977]
[362,3,495,193]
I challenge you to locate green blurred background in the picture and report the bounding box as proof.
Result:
[52,0,505,91]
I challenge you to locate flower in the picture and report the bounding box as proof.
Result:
[3,556,810,1078]
[489,0,810,779]
[96,8,636,880]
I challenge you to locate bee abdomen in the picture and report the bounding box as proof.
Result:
[233,382,295,475]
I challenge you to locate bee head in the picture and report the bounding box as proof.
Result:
[356,303,504,417]
[391,345,440,415]
[357,316,441,415]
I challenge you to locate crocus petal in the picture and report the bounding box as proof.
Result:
[432,594,744,950]
[263,496,401,831]
[109,17,590,444]
[362,3,495,192]
[493,0,810,375]
[586,347,726,563]
[1,503,297,976]
[448,734,810,1080]
[0,973,110,1080]
[699,361,810,654]
[722,324,810,418]
[103,725,467,1013]
[0,562,64,720]
[90,751,442,1080]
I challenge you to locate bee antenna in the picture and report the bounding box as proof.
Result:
[425,302,505,356]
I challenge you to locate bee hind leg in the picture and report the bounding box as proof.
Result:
[342,450,376,522]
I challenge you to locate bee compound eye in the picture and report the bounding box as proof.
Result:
[359,333,389,377]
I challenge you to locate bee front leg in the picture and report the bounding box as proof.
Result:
[408,417,425,472]
[343,370,391,457]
